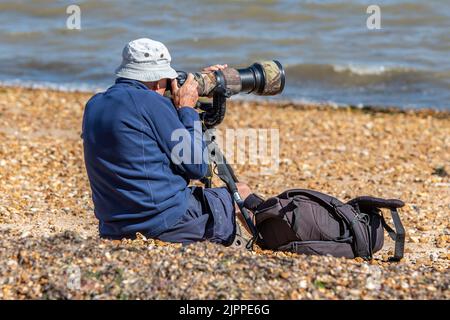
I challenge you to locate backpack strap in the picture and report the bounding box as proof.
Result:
[381,209,405,261]
[347,196,405,262]
[284,189,373,259]
[347,196,404,209]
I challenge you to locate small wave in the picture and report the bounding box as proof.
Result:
[332,64,394,76]
[283,63,432,85]
[0,31,44,43]
[0,79,105,93]
[231,91,348,108]
[285,63,415,76]
[0,3,63,18]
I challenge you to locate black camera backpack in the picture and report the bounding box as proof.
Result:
[243,189,406,261]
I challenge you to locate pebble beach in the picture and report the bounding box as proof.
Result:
[0,86,449,299]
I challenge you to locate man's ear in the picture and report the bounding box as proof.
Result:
[149,81,159,90]
[157,79,167,90]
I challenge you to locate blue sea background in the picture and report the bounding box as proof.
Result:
[0,0,449,109]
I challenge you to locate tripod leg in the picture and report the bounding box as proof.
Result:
[203,129,259,245]
[212,152,258,240]
[217,162,258,239]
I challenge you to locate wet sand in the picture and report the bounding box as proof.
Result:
[0,86,448,299]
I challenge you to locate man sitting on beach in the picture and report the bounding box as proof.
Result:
[82,38,251,245]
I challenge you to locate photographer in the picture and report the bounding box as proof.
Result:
[82,38,251,245]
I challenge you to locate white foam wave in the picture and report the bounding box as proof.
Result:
[333,64,393,76]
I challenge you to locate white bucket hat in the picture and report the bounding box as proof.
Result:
[115,38,178,82]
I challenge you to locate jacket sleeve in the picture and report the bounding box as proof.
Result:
[138,92,208,180]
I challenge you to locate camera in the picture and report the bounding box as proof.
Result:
[167,60,285,127]
[174,60,285,97]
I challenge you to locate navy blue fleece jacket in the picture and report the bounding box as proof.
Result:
[82,78,207,239]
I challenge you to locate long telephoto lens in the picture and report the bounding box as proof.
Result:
[237,60,285,96]
[171,60,285,97]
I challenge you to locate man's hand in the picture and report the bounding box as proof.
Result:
[171,73,199,108]
[201,64,228,98]
[202,64,228,73]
